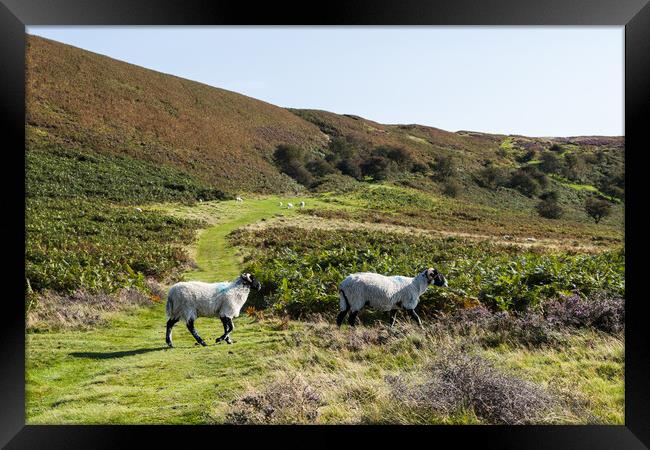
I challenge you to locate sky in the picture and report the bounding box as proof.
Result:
[27,26,624,137]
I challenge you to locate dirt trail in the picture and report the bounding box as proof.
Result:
[244,214,609,253]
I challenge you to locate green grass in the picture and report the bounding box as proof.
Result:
[26,196,624,424]
[155,196,316,282]
[26,306,296,424]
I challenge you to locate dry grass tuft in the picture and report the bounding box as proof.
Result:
[226,372,324,424]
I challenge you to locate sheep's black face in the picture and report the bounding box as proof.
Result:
[241,273,262,291]
[433,272,448,287]
[424,268,448,287]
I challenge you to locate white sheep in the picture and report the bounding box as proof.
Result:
[299,201,305,208]
[165,273,261,347]
[236,196,243,203]
[337,268,447,328]
[287,203,294,209]
[134,207,143,213]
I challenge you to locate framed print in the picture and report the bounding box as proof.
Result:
[1,0,648,448]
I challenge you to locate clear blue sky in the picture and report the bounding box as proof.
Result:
[27,26,623,137]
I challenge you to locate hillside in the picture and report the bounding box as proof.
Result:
[26,35,328,193]
[27,35,623,201]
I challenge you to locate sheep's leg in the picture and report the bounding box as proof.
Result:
[348,310,359,327]
[215,317,230,343]
[224,318,235,344]
[186,319,207,346]
[166,318,179,347]
[407,309,423,328]
[389,309,398,327]
[336,308,349,327]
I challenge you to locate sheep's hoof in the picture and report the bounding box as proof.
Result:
[215,337,223,343]
[166,342,174,348]
[225,337,233,345]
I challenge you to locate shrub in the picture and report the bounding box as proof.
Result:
[305,159,336,178]
[549,143,564,153]
[509,170,541,197]
[411,162,429,174]
[540,151,562,174]
[516,149,536,163]
[336,158,362,179]
[226,373,324,424]
[585,196,612,223]
[387,349,556,424]
[360,155,391,181]
[476,164,508,189]
[433,154,456,180]
[536,196,563,219]
[544,293,624,334]
[442,179,462,197]
[273,144,314,187]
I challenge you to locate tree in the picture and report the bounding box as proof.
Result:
[585,197,612,223]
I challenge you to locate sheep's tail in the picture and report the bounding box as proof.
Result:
[339,288,351,312]
[166,289,174,320]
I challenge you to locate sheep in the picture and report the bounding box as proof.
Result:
[299,201,305,208]
[287,203,294,209]
[134,207,143,213]
[165,273,261,347]
[236,196,243,203]
[336,268,447,328]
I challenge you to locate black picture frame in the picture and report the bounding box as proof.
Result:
[2,1,648,448]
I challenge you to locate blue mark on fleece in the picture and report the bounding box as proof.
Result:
[393,276,410,285]
[214,282,231,295]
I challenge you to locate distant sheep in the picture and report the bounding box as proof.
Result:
[165,273,261,347]
[287,203,294,209]
[236,196,243,203]
[299,201,305,208]
[337,268,447,328]
[134,207,143,213]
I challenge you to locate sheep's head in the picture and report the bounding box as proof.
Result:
[423,268,448,287]
[241,272,262,291]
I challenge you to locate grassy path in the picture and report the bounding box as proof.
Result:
[26,195,310,424]
[155,195,314,282]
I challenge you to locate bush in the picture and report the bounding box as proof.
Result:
[442,179,462,197]
[273,144,314,187]
[540,151,562,174]
[433,154,456,180]
[305,159,336,178]
[360,155,391,181]
[536,195,563,219]
[336,158,362,179]
[233,226,625,317]
[549,143,564,153]
[476,164,508,189]
[544,293,624,334]
[387,349,556,424]
[226,373,324,424]
[509,170,541,197]
[585,196,612,223]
